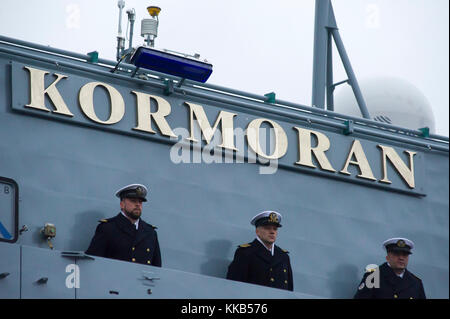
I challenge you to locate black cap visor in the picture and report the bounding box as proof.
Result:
[255,218,282,228]
[387,246,412,255]
[120,190,147,202]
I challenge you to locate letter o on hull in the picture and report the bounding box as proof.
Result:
[79,82,125,124]
[246,118,288,160]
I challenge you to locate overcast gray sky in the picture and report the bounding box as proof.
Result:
[1,0,448,136]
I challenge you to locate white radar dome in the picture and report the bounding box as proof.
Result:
[334,77,436,133]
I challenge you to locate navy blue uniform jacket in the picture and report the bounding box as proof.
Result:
[354,262,426,299]
[85,213,161,267]
[226,239,293,291]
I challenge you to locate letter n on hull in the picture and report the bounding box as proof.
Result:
[378,145,416,189]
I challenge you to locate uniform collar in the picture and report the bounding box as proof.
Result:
[256,235,274,256]
[387,262,406,278]
[120,211,140,230]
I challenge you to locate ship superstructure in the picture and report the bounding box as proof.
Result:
[0,1,448,299]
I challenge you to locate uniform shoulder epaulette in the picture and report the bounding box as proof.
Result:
[410,272,422,281]
[274,245,289,253]
[98,219,109,223]
[239,243,251,248]
[140,219,157,230]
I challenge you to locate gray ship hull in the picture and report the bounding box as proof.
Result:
[0,35,448,299]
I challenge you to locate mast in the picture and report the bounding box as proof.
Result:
[312,0,371,119]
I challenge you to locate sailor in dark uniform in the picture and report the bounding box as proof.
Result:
[226,211,293,291]
[85,184,161,267]
[354,237,426,299]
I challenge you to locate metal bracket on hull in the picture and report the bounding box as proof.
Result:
[164,79,174,95]
[87,51,98,63]
[343,120,354,135]
[61,251,95,260]
[142,271,160,282]
[419,127,430,138]
[264,92,276,104]
[0,272,10,279]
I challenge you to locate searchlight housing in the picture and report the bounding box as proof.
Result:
[130,46,213,83]
[114,2,213,83]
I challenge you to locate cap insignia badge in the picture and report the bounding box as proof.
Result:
[397,240,406,248]
[269,212,278,223]
[136,186,144,196]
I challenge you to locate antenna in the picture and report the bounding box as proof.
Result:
[116,0,126,61]
[141,6,161,47]
[115,1,138,64]
[126,8,136,51]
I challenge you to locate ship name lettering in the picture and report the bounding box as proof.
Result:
[23,65,417,189]
[184,101,238,151]
[24,66,74,117]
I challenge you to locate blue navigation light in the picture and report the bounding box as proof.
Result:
[130,46,213,83]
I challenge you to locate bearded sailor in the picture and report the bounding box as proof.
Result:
[85,183,162,267]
